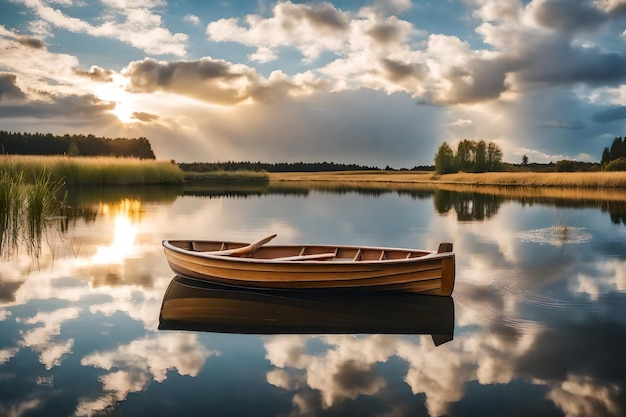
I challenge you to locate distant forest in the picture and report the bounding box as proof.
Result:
[178,161,435,172]
[0,131,155,159]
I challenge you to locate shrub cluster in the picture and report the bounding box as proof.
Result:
[434,139,503,174]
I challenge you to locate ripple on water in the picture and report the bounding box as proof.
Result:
[455,278,602,332]
[514,226,592,246]
[488,279,601,311]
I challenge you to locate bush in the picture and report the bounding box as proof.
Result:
[604,157,626,171]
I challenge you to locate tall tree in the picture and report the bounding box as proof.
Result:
[475,140,487,172]
[434,142,455,174]
[456,139,476,172]
[601,147,611,165]
[610,137,624,160]
[486,142,503,171]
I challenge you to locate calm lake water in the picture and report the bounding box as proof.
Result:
[1,185,625,417]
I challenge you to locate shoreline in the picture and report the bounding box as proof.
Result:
[268,171,626,188]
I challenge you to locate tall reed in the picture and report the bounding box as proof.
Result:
[0,170,22,254]
[0,167,66,258]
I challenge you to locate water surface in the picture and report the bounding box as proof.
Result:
[1,186,625,416]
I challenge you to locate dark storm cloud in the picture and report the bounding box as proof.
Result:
[532,0,607,32]
[0,93,114,119]
[519,40,626,87]
[17,36,45,49]
[73,66,114,82]
[592,106,626,123]
[0,73,26,100]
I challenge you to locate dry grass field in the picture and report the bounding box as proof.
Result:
[0,155,184,185]
[270,171,626,188]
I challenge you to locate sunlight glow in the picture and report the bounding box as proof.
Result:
[91,200,140,265]
[111,100,135,124]
[94,76,138,124]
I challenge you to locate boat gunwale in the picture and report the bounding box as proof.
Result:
[162,240,453,265]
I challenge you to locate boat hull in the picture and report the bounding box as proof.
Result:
[162,240,455,295]
[159,275,455,345]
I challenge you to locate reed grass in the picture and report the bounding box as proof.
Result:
[0,155,184,186]
[0,167,65,258]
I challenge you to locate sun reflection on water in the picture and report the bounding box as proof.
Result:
[91,199,141,265]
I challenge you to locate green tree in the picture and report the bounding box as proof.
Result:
[604,157,626,171]
[601,147,611,165]
[475,140,487,172]
[456,139,475,172]
[610,137,624,160]
[522,155,528,165]
[434,142,455,174]
[486,142,503,171]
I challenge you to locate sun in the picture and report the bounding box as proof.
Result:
[111,99,135,123]
[94,79,138,124]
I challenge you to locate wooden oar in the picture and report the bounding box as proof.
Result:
[274,252,336,261]
[206,234,277,257]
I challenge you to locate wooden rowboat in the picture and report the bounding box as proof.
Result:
[159,275,455,346]
[162,234,455,295]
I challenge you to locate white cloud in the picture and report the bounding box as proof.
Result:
[13,0,188,56]
[248,46,277,63]
[184,14,200,25]
[207,2,350,62]
[448,119,473,127]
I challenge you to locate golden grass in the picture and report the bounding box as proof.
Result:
[436,172,626,188]
[270,171,626,188]
[0,155,184,186]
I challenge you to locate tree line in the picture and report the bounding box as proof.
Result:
[601,137,626,171]
[0,131,155,159]
[434,139,503,174]
[179,161,382,172]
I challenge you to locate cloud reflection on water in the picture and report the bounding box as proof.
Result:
[0,189,624,416]
[76,333,216,416]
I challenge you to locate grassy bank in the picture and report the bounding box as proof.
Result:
[184,170,269,185]
[435,171,626,188]
[269,171,626,188]
[0,155,184,186]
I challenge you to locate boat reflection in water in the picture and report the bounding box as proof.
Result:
[159,275,455,346]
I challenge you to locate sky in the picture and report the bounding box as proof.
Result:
[0,0,625,167]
